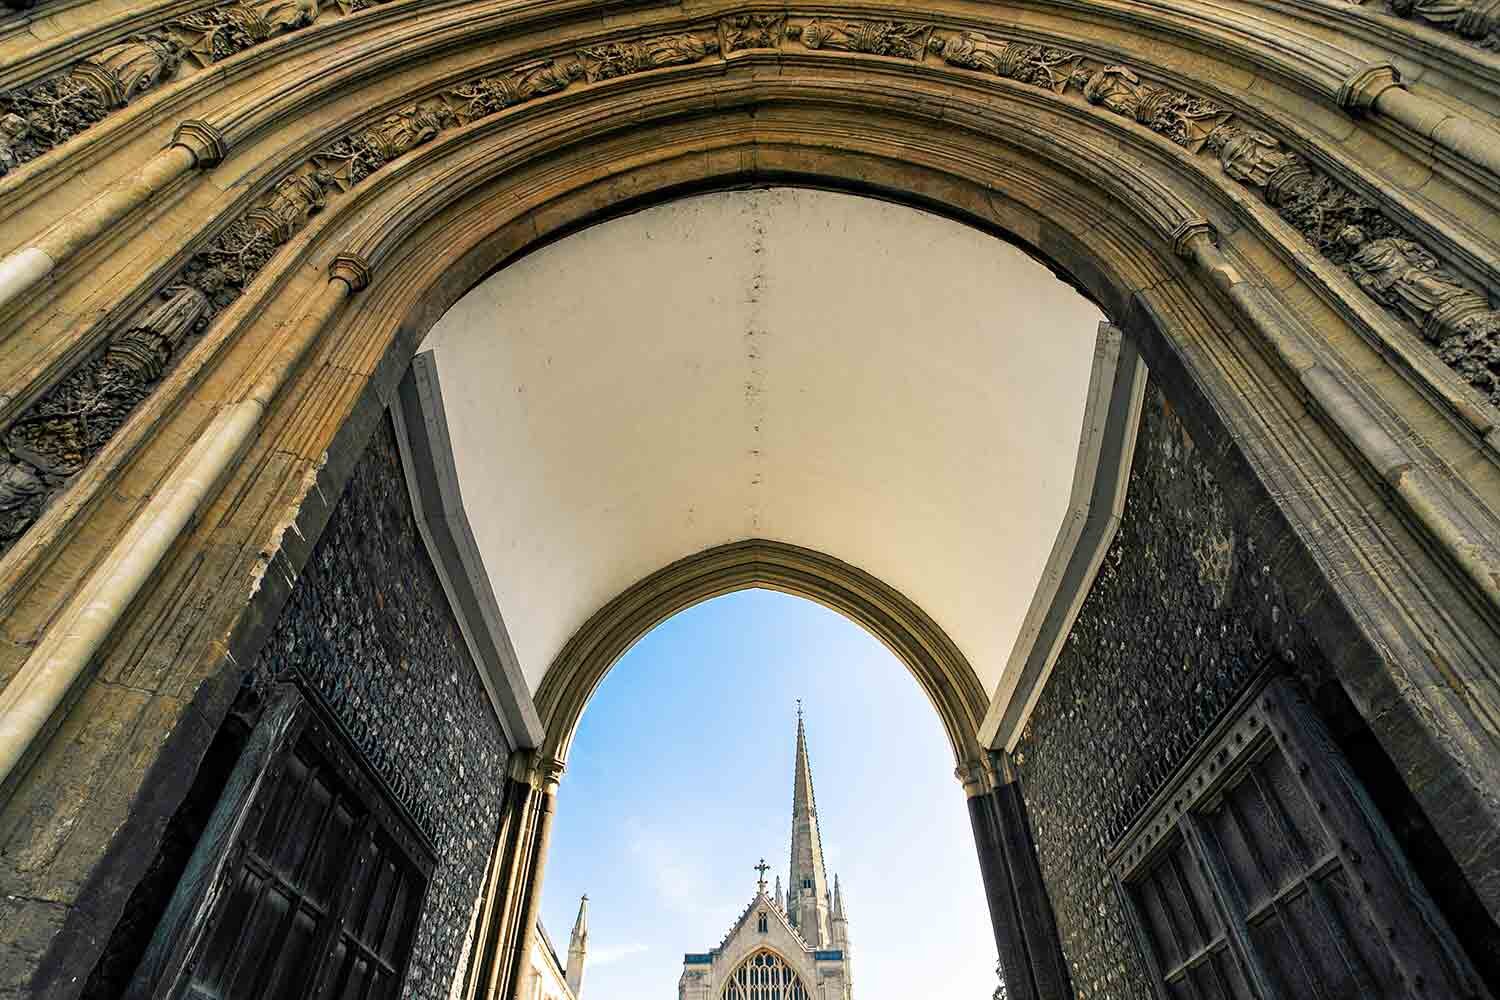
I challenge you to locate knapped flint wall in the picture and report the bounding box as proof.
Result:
[248,414,506,999]
[1012,381,1324,998]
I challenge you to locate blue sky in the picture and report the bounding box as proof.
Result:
[539,589,997,999]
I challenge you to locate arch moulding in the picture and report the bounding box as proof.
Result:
[0,2,1499,992]
[531,539,992,775]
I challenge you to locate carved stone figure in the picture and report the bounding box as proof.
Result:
[788,18,929,58]
[720,14,785,51]
[247,170,334,242]
[1385,0,1499,46]
[0,113,29,174]
[444,59,581,122]
[928,30,1018,76]
[71,35,181,108]
[317,103,455,188]
[928,32,1079,92]
[0,456,46,550]
[580,32,719,82]
[1214,129,1297,188]
[169,0,321,68]
[364,106,448,161]
[1340,227,1498,342]
[1082,65,1153,119]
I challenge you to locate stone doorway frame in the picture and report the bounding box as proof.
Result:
[1,4,1499,995]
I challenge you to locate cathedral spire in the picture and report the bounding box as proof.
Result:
[566,894,589,998]
[788,706,832,946]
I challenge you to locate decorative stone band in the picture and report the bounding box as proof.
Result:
[0,0,384,178]
[1357,0,1500,49]
[0,120,231,559]
[1176,222,1500,613]
[3,15,1500,567]
[0,252,369,798]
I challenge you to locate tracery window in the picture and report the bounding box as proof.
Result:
[721,950,811,1000]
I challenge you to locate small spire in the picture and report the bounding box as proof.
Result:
[774,875,783,909]
[833,875,844,919]
[567,894,589,997]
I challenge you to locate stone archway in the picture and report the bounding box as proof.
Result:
[533,539,990,773]
[0,3,1498,997]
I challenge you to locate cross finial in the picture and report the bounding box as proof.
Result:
[796,699,803,720]
[755,858,771,892]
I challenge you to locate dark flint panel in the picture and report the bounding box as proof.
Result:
[247,414,507,1000]
[1013,379,1325,999]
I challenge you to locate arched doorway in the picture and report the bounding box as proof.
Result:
[0,5,1497,998]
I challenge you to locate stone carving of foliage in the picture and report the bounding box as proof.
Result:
[787,18,931,58]
[0,0,362,174]
[579,31,720,83]
[720,14,786,51]
[1,286,211,555]
[442,58,583,124]
[0,34,179,174]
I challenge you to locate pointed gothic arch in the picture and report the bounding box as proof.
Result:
[533,540,989,772]
[721,949,813,1000]
[0,2,1497,997]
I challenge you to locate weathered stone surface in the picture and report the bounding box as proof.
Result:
[1013,382,1324,998]
[248,415,508,999]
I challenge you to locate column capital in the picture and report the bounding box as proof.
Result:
[171,120,228,167]
[330,253,372,292]
[1338,62,1404,113]
[955,754,999,797]
[1171,218,1217,258]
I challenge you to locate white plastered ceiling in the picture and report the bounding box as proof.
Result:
[420,188,1103,695]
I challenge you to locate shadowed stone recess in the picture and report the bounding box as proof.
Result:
[249,414,506,1000]
[1013,382,1323,999]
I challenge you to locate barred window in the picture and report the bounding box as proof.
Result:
[721,950,811,1000]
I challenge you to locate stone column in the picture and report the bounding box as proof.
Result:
[962,756,1072,1000]
[504,760,560,1000]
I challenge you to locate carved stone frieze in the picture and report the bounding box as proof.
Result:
[316,104,456,190]
[166,0,319,69]
[787,18,931,58]
[926,25,1500,406]
[720,14,786,52]
[442,58,582,125]
[0,285,211,556]
[0,0,395,174]
[7,12,1499,562]
[928,32,1080,93]
[579,31,719,83]
[1361,0,1500,49]
[0,34,179,175]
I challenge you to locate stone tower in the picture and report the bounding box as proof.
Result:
[565,893,588,997]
